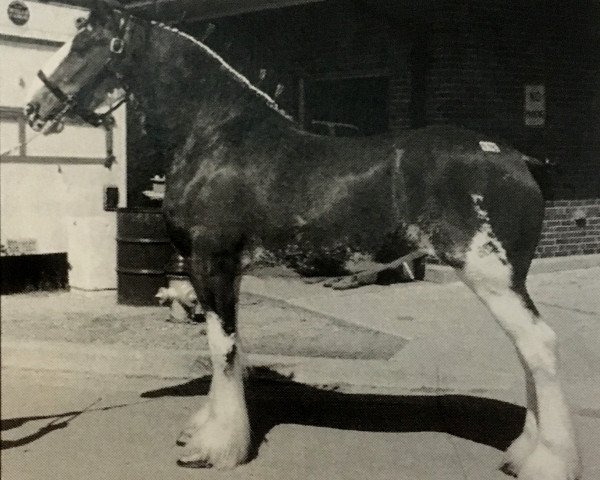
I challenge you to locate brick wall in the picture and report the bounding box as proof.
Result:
[544,5,600,199]
[422,1,600,200]
[185,0,403,126]
[191,0,599,201]
[536,199,600,257]
[196,1,599,258]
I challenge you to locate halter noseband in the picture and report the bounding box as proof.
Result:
[36,16,130,128]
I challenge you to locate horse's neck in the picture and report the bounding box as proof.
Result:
[125,23,291,156]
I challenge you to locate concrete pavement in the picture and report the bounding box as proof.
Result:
[241,257,600,402]
[1,369,518,480]
[3,255,599,397]
[1,254,600,479]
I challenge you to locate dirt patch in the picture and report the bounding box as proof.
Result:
[1,290,406,360]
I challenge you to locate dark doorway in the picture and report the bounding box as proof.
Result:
[409,30,432,128]
[0,253,68,294]
[305,76,389,136]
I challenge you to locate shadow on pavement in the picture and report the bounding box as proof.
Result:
[0,418,71,450]
[1,398,153,450]
[141,368,525,460]
[2,415,65,431]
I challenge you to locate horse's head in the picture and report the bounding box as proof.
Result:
[25,1,130,133]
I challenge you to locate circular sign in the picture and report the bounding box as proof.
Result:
[7,1,30,26]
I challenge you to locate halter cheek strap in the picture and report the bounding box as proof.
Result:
[37,70,72,104]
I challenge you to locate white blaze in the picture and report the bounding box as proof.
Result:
[26,39,74,102]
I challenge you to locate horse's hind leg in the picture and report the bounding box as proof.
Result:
[177,252,250,469]
[456,244,581,480]
[501,355,538,476]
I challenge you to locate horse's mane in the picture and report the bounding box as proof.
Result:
[151,21,294,122]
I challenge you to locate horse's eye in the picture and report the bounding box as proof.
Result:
[71,35,92,53]
[75,17,88,30]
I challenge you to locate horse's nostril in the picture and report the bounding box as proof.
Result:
[32,118,45,131]
[24,103,37,116]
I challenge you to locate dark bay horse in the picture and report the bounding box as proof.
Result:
[25,4,581,479]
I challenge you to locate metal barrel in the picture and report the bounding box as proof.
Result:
[116,208,174,305]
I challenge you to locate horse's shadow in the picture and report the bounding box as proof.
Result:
[1,413,77,450]
[141,367,524,460]
[1,399,146,450]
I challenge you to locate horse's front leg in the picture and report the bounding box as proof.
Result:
[177,254,251,469]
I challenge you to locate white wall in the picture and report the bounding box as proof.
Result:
[0,0,84,43]
[0,38,58,107]
[0,0,127,290]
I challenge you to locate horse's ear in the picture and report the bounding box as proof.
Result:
[88,0,127,26]
[101,0,129,12]
[88,0,112,26]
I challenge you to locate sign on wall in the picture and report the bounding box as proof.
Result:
[7,1,29,26]
[524,84,546,127]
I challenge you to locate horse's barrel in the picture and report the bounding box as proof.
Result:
[116,208,175,305]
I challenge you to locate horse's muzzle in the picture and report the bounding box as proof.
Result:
[24,102,36,117]
[24,102,64,133]
[24,102,45,131]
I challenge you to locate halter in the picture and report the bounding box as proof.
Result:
[36,15,131,128]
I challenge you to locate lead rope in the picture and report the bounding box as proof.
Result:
[0,101,71,157]
[0,131,42,157]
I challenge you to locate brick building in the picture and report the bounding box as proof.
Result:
[123,0,600,256]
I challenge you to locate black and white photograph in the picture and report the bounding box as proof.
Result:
[1,1,599,479]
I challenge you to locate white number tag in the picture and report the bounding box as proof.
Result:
[479,141,501,153]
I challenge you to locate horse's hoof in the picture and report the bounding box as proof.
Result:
[176,435,188,446]
[177,457,213,469]
[178,405,210,446]
[176,428,195,446]
[176,414,251,469]
[500,430,537,477]
[330,277,361,290]
[519,443,582,480]
[323,277,343,288]
[303,276,326,284]
[499,462,519,477]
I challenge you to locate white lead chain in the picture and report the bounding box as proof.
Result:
[0,130,43,157]
[1,101,72,157]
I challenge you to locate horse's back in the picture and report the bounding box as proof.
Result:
[399,125,544,280]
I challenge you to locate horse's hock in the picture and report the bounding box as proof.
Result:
[116,208,175,305]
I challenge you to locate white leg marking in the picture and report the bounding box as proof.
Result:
[177,401,211,446]
[178,312,250,469]
[458,196,581,480]
[502,364,539,475]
